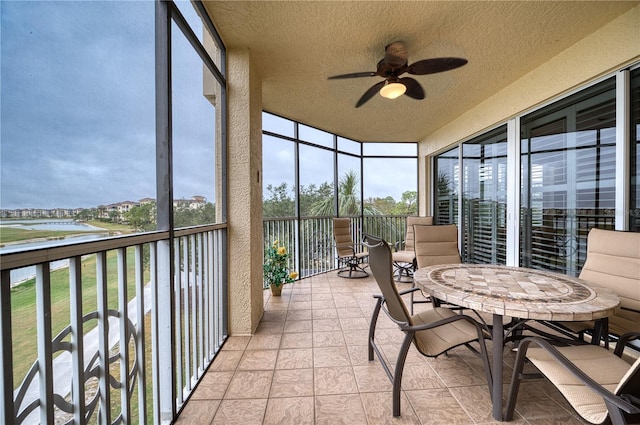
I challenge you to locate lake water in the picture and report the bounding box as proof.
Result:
[0,219,109,285]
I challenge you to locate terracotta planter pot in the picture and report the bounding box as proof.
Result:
[269,284,283,296]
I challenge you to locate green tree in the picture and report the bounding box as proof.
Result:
[263,183,295,218]
[392,190,417,215]
[125,203,155,231]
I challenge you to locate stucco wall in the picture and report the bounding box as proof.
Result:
[227,48,264,335]
[418,5,640,214]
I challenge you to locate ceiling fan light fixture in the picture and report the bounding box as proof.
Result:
[379,81,406,99]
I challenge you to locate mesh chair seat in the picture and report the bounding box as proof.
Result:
[506,334,640,425]
[411,307,482,357]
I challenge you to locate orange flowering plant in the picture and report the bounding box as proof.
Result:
[263,240,299,289]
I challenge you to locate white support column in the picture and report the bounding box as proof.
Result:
[506,118,521,267]
[615,70,630,231]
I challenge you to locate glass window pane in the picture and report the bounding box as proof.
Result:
[262,135,295,217]
[172,20,217,227]
[1,1,156,246]
[338,137,361,155]
[338,154,361,216]
[263,112,295,138]
[631,68,640,231]
[174,1,222,69]
[520,79,616,276]
[299,124,333,148]
[461,126,508,264]
[299,145,334,216]
[363,158,417,215]
[363,142,417,156]
[434,147,460,225]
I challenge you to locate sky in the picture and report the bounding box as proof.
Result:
[1,1,416,211]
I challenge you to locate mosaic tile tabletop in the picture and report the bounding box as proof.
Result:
[413,264,620,321]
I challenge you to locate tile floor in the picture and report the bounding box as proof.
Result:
[175,272,594,425]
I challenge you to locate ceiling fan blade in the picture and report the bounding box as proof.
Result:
[407,57,468,75]
[328,71,377,80]
[400,77,425,99]
[384,41,408,67]
[356,81,385,108]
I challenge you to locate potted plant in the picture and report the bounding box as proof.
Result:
[263,240,298,296]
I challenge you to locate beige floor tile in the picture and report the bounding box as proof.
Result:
[283,319,312,333]
[353,364,393,393]
[255,320,285,334]
[342,329,370,346]
[339,316,370,330]
[336,307,366,318]
[175,399,219,424]
[314,366,359,395]
[289,301,312,310]
[276,347,313,369]
[212,399,267,425]
[313,330,345,347]
[448,384,495,423]
[246,333,282,350]
[261,310,288,322]
[312,292,334,301]
[286,309,312,321]
[347,344,372,366]
[208,350,243,372]
[225,370,273,399]
[312,308,339,319]
[312,318,342,332]
[280,332,312,348]
[405,388,474,425]
[238,349,278,370]
[270,368,314,398]
[221,336,251,351]
[360,391,421,424]
[263,396,315,425]
[313,346,351,367]
[400,361,445,390]
[189,371,233,400]
[315,394,368,425]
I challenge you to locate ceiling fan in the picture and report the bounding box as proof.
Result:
[328,41,467,108]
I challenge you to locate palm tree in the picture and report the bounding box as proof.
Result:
[310,169,383,216]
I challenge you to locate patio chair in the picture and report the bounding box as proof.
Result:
[413,223,461,269]
[410,223,461,311]
[391,216,433,282]
[363,234,492,417]
[505,333,640,425]
[549,228,640,347]
[332,217,369,278]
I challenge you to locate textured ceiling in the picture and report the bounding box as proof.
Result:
[203,1,637,142]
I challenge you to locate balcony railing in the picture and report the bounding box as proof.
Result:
[263,215,410,279]
[0,225,227,424]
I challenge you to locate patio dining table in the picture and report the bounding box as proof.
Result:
[413,263,620,421]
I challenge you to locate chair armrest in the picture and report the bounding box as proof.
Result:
[398,287,421,296]
[614,331,640,356]
[516,337,640,415]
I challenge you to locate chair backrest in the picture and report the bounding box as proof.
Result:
[615,356,640,403]
[413,224,461,269]
[363,234,412,325]
[579,228,640,313]
[403,216,434,252]
[333,217,355,258]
